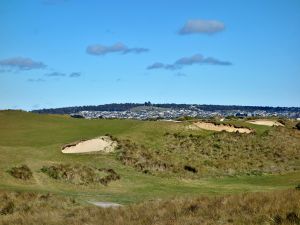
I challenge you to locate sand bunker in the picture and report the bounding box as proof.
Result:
[193,122,252,133]
[62,136,117,154]
[247,120,284,127]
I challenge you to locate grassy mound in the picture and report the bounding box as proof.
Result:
[117,126,300,177]
[0,189,299,225]
[41,164,120,186]
[8,165,33,180]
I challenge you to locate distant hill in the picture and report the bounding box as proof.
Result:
[31,102,300,115]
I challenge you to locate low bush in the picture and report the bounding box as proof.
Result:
[0,201,14,215]
[98,168,121,186]
[184,165,197,173]
[41,164,120,186]
[296,122,300,130]
[8,165,33,180]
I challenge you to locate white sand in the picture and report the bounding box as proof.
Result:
[192,122,252,133]
[247,120,284,127]
[62,136,117,154]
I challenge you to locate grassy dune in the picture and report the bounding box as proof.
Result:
[0,110,300,224]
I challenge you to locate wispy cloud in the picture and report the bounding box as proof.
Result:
[86,43,149,55]
[147,54,232,70]
[123,48,149,54]
[45,72,66,77]
[175,54,231,66]
[147,62,179,70]
[27,78,46,82]
[179,19,224,35]
[69,72,81,78]
[0,57,46,70]
[44,71,82,78]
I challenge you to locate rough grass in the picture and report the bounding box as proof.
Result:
[116,126,300,177]
[0,189,300,225]
[0,110,299,204]
[41,164,120,186]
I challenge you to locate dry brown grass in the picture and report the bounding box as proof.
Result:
[1,189,300,225]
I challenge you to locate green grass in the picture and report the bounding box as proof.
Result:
[0,110,299,205]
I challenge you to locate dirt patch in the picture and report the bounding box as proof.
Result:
[192,122,252,133]
[62,136,117,154]
[247,120,284,127]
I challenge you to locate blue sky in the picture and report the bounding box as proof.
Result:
[0,0,299,110]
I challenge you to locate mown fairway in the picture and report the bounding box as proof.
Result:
[0,110,299,204]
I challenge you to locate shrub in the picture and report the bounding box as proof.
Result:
[184,165,197,173]
[98,168,121,186]
[0,201,14,215]
[278,118,287,125]
[41,164,120,186]
[286,212,300,224]
[8,165,32,180]
[296,122,300,130]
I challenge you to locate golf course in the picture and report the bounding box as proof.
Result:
[0,110,299,224]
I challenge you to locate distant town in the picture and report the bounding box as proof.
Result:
[32,103,300,120]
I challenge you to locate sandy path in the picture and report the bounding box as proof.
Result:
[62,136,117,154]
[89,201,122,208]
[193,122,252,133]
[247,120,284,127]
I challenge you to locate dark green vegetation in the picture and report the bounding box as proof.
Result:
[41,164,120,186]
[7,165,32,181]
[0,110,300,224]
[1,189,299,225]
